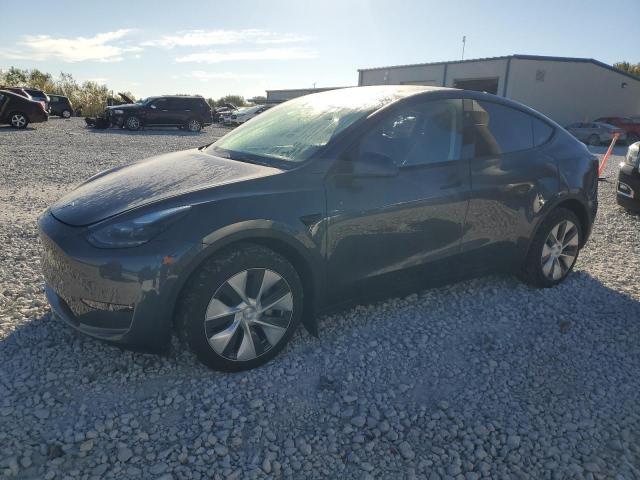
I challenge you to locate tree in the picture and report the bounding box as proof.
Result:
[614,61,640,77]
[0,67,28,86]
[215,95,247,108]
[248,95,267,105]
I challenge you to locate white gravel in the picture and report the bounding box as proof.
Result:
[1,118,640,479]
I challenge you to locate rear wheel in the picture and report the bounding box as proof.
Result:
[9,112,28,129]
[177,244,303,371]
[186,118,202,132]
[521,208,582,288]
[61,109,72,119]
[125,116,141,131]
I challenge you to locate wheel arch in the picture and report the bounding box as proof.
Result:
[170,226,323,338]
[523,195,591,263]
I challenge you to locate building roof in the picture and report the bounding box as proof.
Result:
[265,86,350,94]
[358,54,640,82]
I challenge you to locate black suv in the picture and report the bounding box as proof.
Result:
[617,141,640,211]
[48,94,74,118]
[105,96,213,132]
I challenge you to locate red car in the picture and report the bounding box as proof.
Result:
[594,117,640,144]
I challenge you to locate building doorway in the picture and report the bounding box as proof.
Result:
[453,77,499,94]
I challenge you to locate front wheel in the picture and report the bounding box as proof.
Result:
[125,116,141,131]
[520,208,582,288]
[177,244,303,371]
[9,112,28,129]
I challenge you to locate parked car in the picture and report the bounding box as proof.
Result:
[48,94,74,118]
[21,88,50,111]
[564,122,626,145]
[212,103,237,123]
[104,95,213,131]
[39,86,598,371]
[228,104,273,126]
[594,117,640,144]
[617,141,640,212]
[0,89,49,128]
[1,86,32,99]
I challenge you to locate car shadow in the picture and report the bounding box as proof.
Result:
[85,127,210,137]
[2,270,640,478]
[0,125,39,133]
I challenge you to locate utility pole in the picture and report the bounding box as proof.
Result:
[462,36,466,60]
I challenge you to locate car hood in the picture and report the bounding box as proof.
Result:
[50,149,282,226]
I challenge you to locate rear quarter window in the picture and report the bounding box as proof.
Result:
[469,100,534,156]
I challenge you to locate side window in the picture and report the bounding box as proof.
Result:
[468,100,534,156]
[0,93,5,106]
[151,98,168,109]
[358,99,464,167]
[533,118,554,146]
[50,96,59,103]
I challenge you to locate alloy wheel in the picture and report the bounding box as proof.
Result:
[11,114,26,128]
[127,117,140,129]
[204,268,293,361]
[188,119,201,132]
[541,220,579,281]
[62,110,71,119]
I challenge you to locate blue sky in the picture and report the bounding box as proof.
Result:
[1,0,639,99]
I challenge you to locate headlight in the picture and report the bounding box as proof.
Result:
[113,109,124,115]
[86,206,191,248]
[625,142,640,169]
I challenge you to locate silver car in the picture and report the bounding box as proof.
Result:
[565,121,626,146]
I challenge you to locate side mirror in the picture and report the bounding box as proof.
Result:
[350,152,399,177]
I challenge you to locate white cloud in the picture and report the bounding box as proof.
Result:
[180,71,265,81]
[176,47,317,64]
[143,29,311,48]
[0,29,140,63]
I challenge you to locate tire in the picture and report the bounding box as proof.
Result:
[520,208,582,288]
[61,110,72,119]
[186,118,202,132]
[177,244,303,371]
[587,134,600,146]
[9,112,28,129]
[125,116,141,131]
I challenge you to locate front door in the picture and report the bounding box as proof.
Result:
[145,98,174,125]
[325,98,471,301]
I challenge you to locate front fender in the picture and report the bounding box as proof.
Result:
[168,220,326,336]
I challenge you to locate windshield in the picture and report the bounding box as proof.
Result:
[207,86,425,166]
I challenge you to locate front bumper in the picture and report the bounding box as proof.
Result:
[617,164,640,212]
[38,211,200,352]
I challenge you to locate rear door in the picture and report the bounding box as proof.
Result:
[325,97,471,300]
[168,98,191,125]
[461,98,557,268]
[0,92,7,120]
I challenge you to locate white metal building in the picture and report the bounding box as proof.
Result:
[358,54,640,126]
[265,86,348,104]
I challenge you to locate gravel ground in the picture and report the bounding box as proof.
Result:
[1,118,640,480]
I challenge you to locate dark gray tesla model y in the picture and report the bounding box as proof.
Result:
[38,86,598,371]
